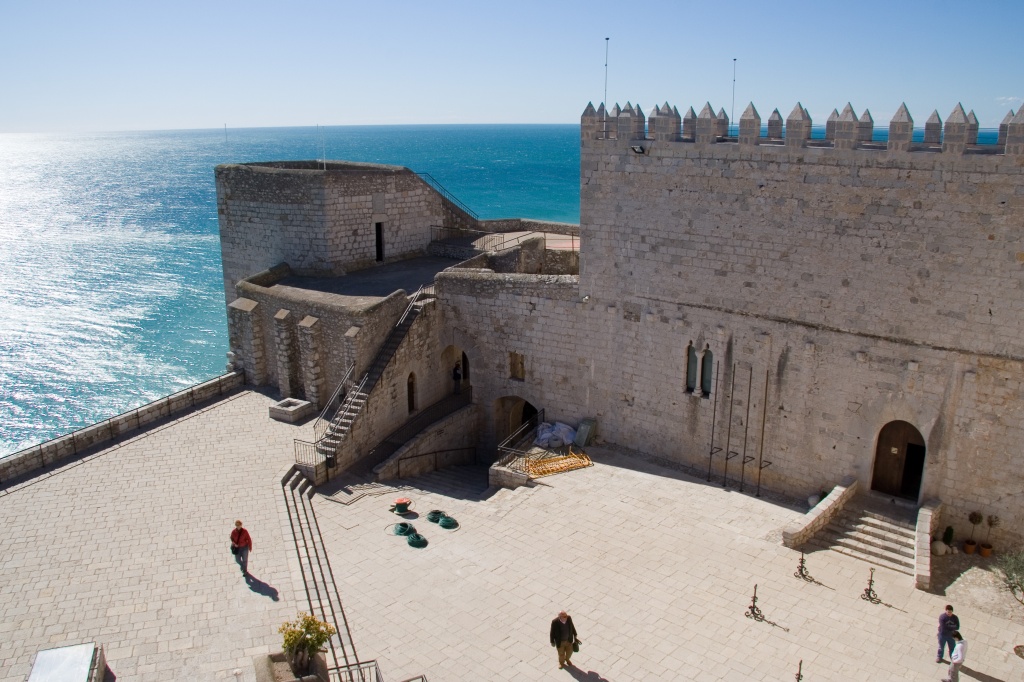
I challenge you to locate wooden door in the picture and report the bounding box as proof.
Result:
[871,420,926,499]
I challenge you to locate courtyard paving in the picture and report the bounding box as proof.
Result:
[1,392,1023,681]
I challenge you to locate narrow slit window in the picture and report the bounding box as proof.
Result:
[509,352,525,381]
[685,342,698,393]
[700,347,714,398]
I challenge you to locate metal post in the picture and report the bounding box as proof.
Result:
[755,368,769,497]
[603,37,610,135]
[722,363,736,487]
[739,364,754,492]
[706,360,721,482]
[731,58,737,137]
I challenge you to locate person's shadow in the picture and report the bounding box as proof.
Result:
[244,573,280,601]
[566,666,612,681]
[960,666,1006,682]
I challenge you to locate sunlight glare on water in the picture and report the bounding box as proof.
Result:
[0,125,580,455]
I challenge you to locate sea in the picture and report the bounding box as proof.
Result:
[0,125,581,456]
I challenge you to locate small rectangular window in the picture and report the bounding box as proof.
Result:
[509,352,525,381]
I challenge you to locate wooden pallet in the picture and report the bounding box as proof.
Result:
[525,446,593,478]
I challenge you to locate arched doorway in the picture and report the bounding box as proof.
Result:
[871,420,926,500]
[441,345,471,395]
[494,396,538,444]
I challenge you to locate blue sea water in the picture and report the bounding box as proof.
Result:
[0,125,580,456]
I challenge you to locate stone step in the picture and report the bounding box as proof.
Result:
[804,537,914,576]
[828,516,915,546]
[821,526,915,562]
[839,507,916,532]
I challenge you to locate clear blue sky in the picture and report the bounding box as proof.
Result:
[1,0,1020,132]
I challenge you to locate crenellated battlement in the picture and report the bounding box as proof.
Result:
[581,100,1024,157]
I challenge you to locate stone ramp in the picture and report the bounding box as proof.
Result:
[803,495,917,575]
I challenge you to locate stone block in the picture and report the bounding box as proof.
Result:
[269,398,316,424]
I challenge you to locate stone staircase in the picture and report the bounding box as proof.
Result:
[280,466,358,671]
[309,290,433,462]
[803,495,917,575]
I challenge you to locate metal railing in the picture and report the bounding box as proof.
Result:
[396,676,430,682]
[293,286,430,468]
[366,389,473,466]
[314,365,354,443]
[430,226,532,253]
[328,660,384,682]
[396,447,477,478]
[415,172,479,220]
[495,408,546,473]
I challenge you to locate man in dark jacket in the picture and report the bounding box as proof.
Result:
[937,604,960,663]
[549,611,578,669]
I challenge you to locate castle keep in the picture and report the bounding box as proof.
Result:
[217,102,1024,558]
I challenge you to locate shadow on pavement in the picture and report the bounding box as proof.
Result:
[566,666,612,681]
[960,665,1006,682]
[244,573,280,601]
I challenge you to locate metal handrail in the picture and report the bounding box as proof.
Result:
[495,408,546,472]
[415,172,479,220]
[314,365,354,443]
[396,447,477,478]
[328,660,384,682]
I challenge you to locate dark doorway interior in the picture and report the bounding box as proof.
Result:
[901,444,926,498]
[462,351,470,383]
[375,222,384,262]
[521,401,538,426]
[871,420,926,501]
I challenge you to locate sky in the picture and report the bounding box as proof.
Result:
[1,0,1021,132]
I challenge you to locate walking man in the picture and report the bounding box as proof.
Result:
[549,610,578,669]
[231,520,253,575]
[936,604,960,662]
[942,631,966,682]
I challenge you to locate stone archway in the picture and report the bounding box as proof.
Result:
[441,344,471,395]
[494,396,538,445]
[871,420,926,501]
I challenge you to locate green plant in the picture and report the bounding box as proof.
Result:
[985,515,1000,545]
[279,612,336,674]
[996,549,1024,607]
[942,526,955,546]
[968,511,984,541]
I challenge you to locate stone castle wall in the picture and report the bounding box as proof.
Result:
[216,161,471,305]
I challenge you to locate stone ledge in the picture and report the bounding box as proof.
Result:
[0,372,244,485]
[782,476,858,548]
[270,398,316,424]
[915,499,943,591]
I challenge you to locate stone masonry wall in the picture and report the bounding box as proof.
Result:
[436,265,1024,549]
[580,125,1024,360]
[216,161,472,305]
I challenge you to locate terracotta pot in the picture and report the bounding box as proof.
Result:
[979,543,993,557]
[963,539,977,554]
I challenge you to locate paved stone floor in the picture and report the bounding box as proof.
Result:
[3,395,1024,681]
[317,449,1024,682]
[0,391,304,682]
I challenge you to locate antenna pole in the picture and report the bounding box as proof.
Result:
[604,37,610,109]
[731,58,737,136]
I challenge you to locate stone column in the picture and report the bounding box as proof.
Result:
[966,110,979,145]
[682,107,697,142]
[833,104,858,151]
[716,108,729,138]
[1006,109,1024,157]
[998,109,1015,145]
[785,103,811,148]
[273,308,298,398]
[942,103,969,154]
[227,297,266,386]
[924,110,942,144]
[825,109,839,141]
[738,103,760,146]
[857,109,874,143]
[695,103,718,144]
[767,109,783,140]
[887,103,914,153]
[298,315,323,409]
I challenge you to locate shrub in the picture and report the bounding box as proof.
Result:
[942,526,954,546]
[968,511,983,541]
[279,612,336,674]
[996,549,1024,608]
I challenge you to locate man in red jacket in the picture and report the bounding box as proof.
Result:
[230,520,253,575]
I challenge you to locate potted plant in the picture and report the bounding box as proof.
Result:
[980,515,1000,557]
[964,511,983,554]
[279,612,336,677]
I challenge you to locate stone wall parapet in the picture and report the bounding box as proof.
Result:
[782,477,858,548]
[0,372,244,485]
